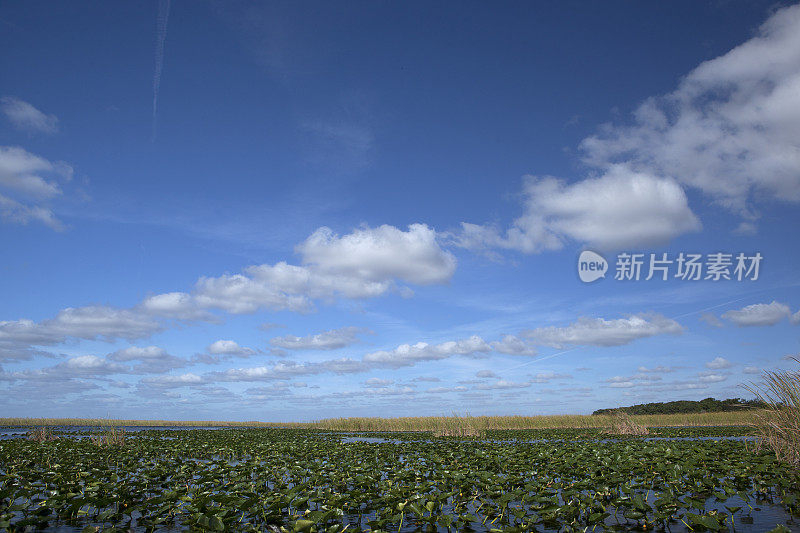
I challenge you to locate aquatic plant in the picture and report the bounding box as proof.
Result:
[0,426,797,531]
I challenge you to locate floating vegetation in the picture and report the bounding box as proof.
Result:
[605,410,650,436]
[0,426,798,531]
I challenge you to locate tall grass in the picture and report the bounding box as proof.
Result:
[313,411,757,432]
[743,363,800,466]
[26,426,58,442]
[605,410,649,436]
[1,410,760,431]
[0,418,302,428]
[90,426,127,447]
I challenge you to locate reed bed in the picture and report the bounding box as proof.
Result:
[0,417,301,428]
[744,363,800,466]
[314,410,758,432]
[90,427,127,447]
[605,410,649,436]
[25,426,58,442]
[2,410,759,432]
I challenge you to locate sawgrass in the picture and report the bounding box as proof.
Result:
[1,410,759,431]
[605,410,649,435]
[313,410,757,432]
[744,362,800,466]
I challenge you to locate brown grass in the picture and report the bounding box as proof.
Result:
[90,426,127,447]
[26,426,58,442]
[1,410,760,432]
[743,362,800,466]
[604,410,649,436]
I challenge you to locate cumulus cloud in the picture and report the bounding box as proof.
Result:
[790,310,800,325]
[142,373,205,388]
[0,146,73,231]
[475,379,531,390]
[297,224,456,285]
[697,371,728,383]
[581,4,800,216]
[490,334,537,356]
[138,292,216,321]
[476,370,498,379]
[215,358,368,382]
[0,146,69,199]
[362,336,491,368]
[523,313,683,347]
[706,356,734,370]
[207,340,256,357]
[153,223,456,316]
[743,366,761,374]
[0,306,161,347]
[636,365,674,373]
[721,301,791,327]
[1,97,59,134]
[270,326,366,351]
[456,166,700,252]
[456,5,800,254]
[364,377,393,387]
[107,345,188,373]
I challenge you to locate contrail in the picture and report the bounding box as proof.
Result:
[152,0,171,141]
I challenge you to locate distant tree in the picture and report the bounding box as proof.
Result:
[592,397,767,416]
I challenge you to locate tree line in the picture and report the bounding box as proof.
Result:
[592,397,767,416]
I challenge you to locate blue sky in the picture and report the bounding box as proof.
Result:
[1,1,799,421]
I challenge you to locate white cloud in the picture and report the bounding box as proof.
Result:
[0,97,59,134]
[476,370,498,379]
[206,340,256,357]
[698,372,728,383]
[362,336,491,368]
[0,146,73,231]
[523,313,683,347]
[475,379,531,390]
[637,365,674,373]
[706,356,733,370]
[270,326,365,351]
[490,334,537,356]
[188,225,454,315]
[141,373,205,388]
[581,4,800,215]
[297,224,456,285]
[529,371,572,384]
[721,301,791,327]
[0,306,161,348]
[743,366,761,375]
[699,313,724,328]
[107,345,188,373]
[0,146,68,199]
[364,377,394,387]
[0,194,63,231]
[139,292,215,321]
[216,358,368,382]
[411,376,440,382]
[790,310,800,325]
[456,167,700,252]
